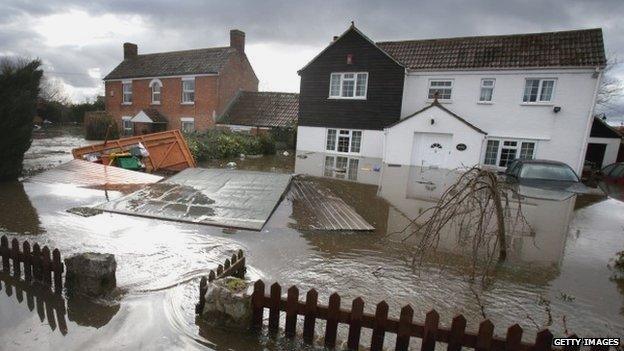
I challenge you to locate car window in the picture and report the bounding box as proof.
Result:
[602,163,617,175]
[519,163,579,181]
[506,160,520,175]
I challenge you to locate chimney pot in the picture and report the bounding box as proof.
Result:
[230,29,245,53]
[123,43,137,59]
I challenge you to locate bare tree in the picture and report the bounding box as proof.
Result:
[596,57,623,113]
[39,75,70,104]
[390,166,531,284]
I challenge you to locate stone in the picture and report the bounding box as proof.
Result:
[201,276,253,329]
[226,161,237,168]
[64,252,117,297]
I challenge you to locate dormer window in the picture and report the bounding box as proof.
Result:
[122,81,132,104]
[149,79,162,104]
[329,72,368,99]
[182,77,195,104]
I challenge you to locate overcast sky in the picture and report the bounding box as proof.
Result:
[2,0,624,122]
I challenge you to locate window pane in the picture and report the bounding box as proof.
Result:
[343,73,354,79]
[330,74,341,96]
[480,87,493,102]
[540,80,554,101]
[337,135,350,152]
[523,80,540,102]
[356,73,367,97]
[347,159,359,181]
[428,81,452,99]
[350,131,361,153]
[326,129,336,151]
[499,147,517,167]
[335,157,348,179]
[341,79,355,97]
[482,79,494,87]
[520,142,535,159]
[484,140,499,165]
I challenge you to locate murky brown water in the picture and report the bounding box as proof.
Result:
[1,131,623,350]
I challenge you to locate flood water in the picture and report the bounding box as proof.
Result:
[1,130,623,350]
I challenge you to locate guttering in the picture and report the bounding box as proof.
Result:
[405,66,602,75]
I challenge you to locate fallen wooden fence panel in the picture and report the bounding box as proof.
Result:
[72,130,196,172]
[250,280,599,351]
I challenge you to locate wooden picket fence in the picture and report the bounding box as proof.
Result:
[251,280,594,351]
[0,271,68,334]
[195,249,246,314]
[0,235,64,293]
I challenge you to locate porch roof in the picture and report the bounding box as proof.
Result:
[131,109,168,124]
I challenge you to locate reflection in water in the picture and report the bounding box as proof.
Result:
[0,182,43,235]
[0,272,68,334]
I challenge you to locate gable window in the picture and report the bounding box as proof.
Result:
[484,139,536,167]
[428,79,453,100]
[180,117,195,133]
[122,116,133,136]
[122,81,132,104]
[479,79,495,102]
[182,78,195,104]
[329,72,368,99]
[150,79,162,104]
[523,79,555,103]
[326,128,362,154]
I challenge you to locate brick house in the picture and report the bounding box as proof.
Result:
[103,29,258,135]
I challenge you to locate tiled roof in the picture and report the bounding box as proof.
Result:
[218,91,299,128]
[104,47,236,80]
[376,28,606,70]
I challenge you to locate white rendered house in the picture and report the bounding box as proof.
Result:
[296,25,606,174]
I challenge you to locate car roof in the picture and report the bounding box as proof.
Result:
[516,159,569,166]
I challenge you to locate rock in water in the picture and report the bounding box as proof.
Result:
[65,252,117,297]
[201,277,253,329]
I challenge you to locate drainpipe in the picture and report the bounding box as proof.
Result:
[576,68,603,175]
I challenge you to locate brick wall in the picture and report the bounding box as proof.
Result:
[217,53,259,114]
[105,52,258,134]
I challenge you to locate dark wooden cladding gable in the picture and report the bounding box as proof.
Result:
[298,29,405,131]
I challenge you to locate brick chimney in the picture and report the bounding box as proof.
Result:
[230,30,245,53]
[123,43,138,59]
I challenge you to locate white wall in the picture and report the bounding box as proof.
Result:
[384,106,486,168]
[400,68,601,173]
[588,137,621,168]
[296,126,385,158]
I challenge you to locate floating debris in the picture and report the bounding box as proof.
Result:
[66,207,103,217]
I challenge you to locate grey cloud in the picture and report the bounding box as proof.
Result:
[1,0,624,107]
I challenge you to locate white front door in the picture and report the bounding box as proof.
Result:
[411,132,453,168]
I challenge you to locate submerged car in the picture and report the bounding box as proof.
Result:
[503,159,597,197]
[505,159,580,182]
[601,162,624,185]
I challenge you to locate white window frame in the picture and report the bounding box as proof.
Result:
[427,79,454,101]
[181,77,195,104]
[483,138,537,167]
[180,117,195,133]
[122,80,132,105]
[478,78,495,103]
[149,79,162,105]
[325,128,362,154]
[522,78,556,104]
[328,72,368,100]
[324,155,360,181]
[121,116,133,136]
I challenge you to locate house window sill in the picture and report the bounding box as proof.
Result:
[426,99,452,104]
[477,101,494,105]
[121,102,132,106]
[181,102,195,105]
[520,102,554,106]
[325,150,362,156]
[151,102,161,106]
[327,97,367,101]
